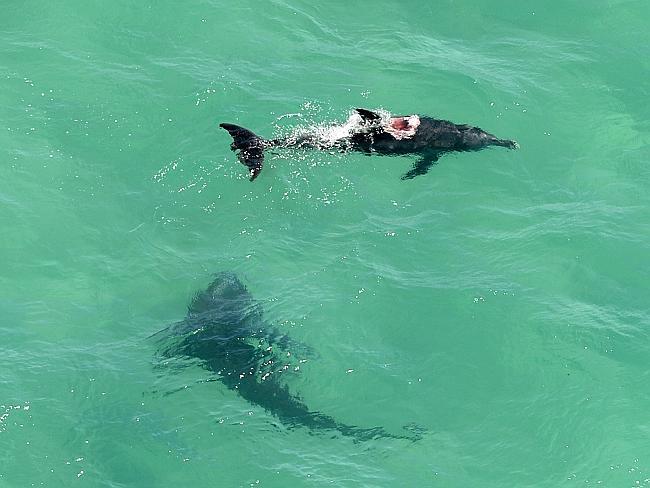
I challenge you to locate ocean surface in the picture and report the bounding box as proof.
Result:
[2,1,649,486]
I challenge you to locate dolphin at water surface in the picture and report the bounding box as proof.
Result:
[153,272,419,441]
[220,108,518,181]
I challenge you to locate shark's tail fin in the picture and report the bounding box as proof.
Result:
[220,123,266,181]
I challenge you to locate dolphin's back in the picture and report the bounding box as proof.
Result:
[350,117,503,155]
[413,117,517,151]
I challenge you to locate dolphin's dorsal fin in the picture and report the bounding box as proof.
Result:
[355,108,382,123]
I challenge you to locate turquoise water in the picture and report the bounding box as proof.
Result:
[2,0,650,486]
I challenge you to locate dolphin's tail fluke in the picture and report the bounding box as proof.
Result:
[220,123,266,181]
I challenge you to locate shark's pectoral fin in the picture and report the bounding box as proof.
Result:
[265,327,318,360]
[401,154,440,180]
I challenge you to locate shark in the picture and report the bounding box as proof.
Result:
[153,272,419,441]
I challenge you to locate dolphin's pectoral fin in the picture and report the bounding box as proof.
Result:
[401,154,439,180]
[355,108,382,123]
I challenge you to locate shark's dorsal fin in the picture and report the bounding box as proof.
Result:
[355,108,382,123]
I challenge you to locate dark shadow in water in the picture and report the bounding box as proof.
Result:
[151,272,421,442]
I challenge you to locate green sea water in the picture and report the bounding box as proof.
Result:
[2,1,650,486]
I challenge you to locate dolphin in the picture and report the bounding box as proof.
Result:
[220,108,518,181]
[153,272,419,441]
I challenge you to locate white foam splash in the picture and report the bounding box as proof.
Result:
[302,109,421,144]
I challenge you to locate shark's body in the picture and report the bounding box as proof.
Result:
[154,272,416,441]
[220,108,518,180]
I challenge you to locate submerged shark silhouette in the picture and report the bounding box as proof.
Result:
[220,107,518,181]
[153,272,419,441]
